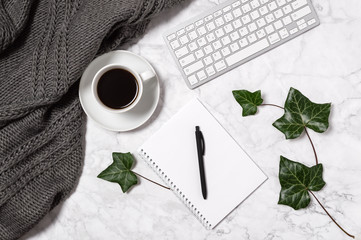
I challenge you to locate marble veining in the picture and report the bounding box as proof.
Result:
[22,0,361,239]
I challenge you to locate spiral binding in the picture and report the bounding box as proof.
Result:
[138,148,212,229]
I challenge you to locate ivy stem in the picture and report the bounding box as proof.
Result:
[308,190,355,238]
[133,172,170,190]
[304,127,318,165]
[260,103,284,109]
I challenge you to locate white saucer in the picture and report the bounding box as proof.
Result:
[79,50,160,131]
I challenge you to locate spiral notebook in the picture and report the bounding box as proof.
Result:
[137,98,267,229]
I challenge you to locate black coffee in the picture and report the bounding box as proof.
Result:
[97,68,138,109]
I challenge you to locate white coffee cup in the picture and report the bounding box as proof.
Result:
[92,64,155,113]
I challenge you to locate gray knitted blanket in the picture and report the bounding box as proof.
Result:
[0,0,183,239]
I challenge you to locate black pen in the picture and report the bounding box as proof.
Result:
[195,126,207,200]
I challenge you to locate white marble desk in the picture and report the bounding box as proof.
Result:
[22,0,361,239]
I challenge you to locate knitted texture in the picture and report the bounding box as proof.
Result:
[0,0,183,239]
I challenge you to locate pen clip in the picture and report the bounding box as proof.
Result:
[200,131,205,156]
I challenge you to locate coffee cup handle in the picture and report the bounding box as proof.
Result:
[139,70,155,82]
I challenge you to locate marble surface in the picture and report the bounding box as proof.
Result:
[22,0,361,239]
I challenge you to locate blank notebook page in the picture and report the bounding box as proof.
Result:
[138,98,267,229]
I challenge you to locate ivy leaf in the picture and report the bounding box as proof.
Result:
[273,88,331,139]
[97,152,138,193]
[232,90,263,116]
[278,156,325,210]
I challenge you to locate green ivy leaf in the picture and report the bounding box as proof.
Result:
[97,152,138,193]
[273,88,331,139]
[278,156,325,210]
[232,90,263,116]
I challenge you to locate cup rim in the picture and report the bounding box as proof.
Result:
[92,64,144,114]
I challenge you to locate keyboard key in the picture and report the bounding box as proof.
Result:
[224,12,234,22]
[248,22,258,32]
[206,66,216,76]
[256,18,266,28]
[175,46,189,58]
[215,28,225,38]
[250,10,260,20]
[292,0,307,10]
[226,38,269,66]
[221,46,231,56]
[184,60,204,75]
[206,32,216,42]
[274,20,283,29]
[206,22,216,31]
[214,10,222,17]
[223,5,232,12]
[241,15,251,24]
[224,24,234,33]
[212,51,222,61]
[268,32,280,44]
[180,54,196,67]
[276,0,286,6]
[167,34,176,41]
[197,70,207,81]
[265,13,275,23]
[274,9,283,19]
[256,29,266,39]
[282,4,292,14]
[215,60,227,71]
[197,37,207,47]
[299,23,307,30]
[250,0,260,9]
[290,27,298,34]
[268,1,277,11]
[215,17,225,27]
[230,42,240,52]
[188,31,198,40]
[232,19,243,29]
[205,14,213,22]
[188,42,198,51]
[279,28,289,39]
[233,8,242,18]
[204,45,213,54]
[242,4,251,13]
[188,75,198,85]
[170,40,180,49]
[232,1,241,7]
[308,18,316,25]
[291,6,311,21]
[297,19,305,26]
[204,56,213,65]
[239,27,249,37]
[212,40,222,50]
[195,49,204,59]
[197,26,207,36]
[186,24,194,31]
[247,33,257,43]
[265,24,275,34]
[221,36,231,45]
[230,31,240,41]
[179,35,189,45]
[177,28,185,36]
[239,38,249,47]
[259,6,268,15]
[282,15,292,25]
[195,19,204,26]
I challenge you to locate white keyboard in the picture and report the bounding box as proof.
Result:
[164,0,319,89]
